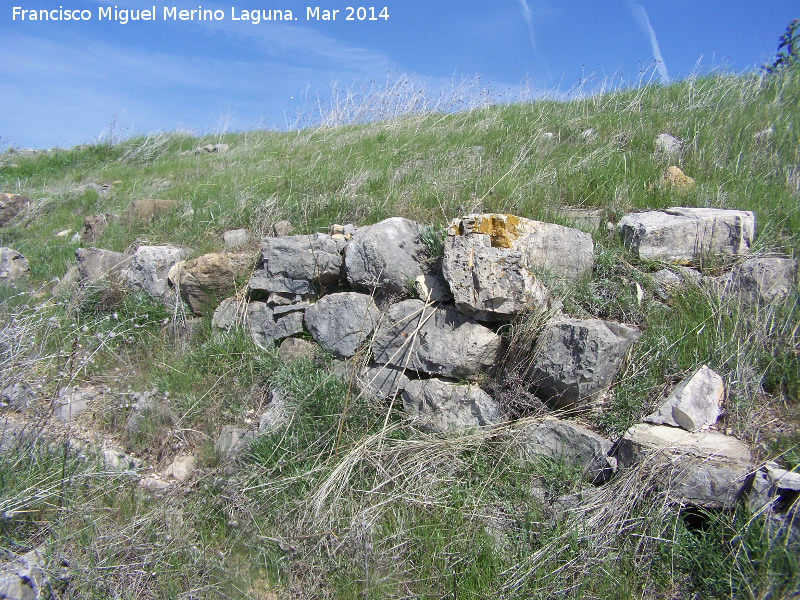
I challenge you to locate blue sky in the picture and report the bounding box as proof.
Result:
[1,1,797,149]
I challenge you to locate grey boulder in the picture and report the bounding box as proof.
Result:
[372,299,503,379]
[304,292,381,358]
[401,377,502,432]
[723,256,797,306]
[615,423,752,509]
[351,362,411,400]
[527,317,641,411]
[0,547,46,600]
[249,233,342,296]
[645,365,723,432]
[618,207,755,263]
[247,302,305,348]
[0,248,29,284]
[345,217,426,294]
[0,193,29,226]
[124,245,187,299]
[75,247,132,286]
[513,418,614,483]
[654,133,682,160]
[0,383,35,412]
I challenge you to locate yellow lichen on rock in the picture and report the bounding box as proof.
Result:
[462,213,520,248]
[660,166,695,192]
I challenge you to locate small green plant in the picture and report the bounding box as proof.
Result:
[764,19,800,74]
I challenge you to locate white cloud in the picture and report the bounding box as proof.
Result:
[627,2,669,84]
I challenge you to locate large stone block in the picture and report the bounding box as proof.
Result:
[124,245,187,299]
[249,233,342,296]
[617,207,755,263]
[722,256,797,306]
[527,317,641,411]
[0,247,29,284]
[75,247,132,286]
[372,299,502,379]
[615,423,752,509]
[451,214,594,281]
[304,292,381,358]
[443,233,554,321]
[344,217,426,294]
[177,252,254,315]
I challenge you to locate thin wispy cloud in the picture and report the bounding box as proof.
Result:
[515,0,553,80]
[627,2,669,83]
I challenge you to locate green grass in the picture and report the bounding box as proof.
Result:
[1,67,799,598]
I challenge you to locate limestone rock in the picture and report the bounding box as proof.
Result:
[443,232,554,321]
[353,362,411,400]
[215,426,253,459]
[765,464,800,492]
[618,207,755,263]
[372,299,502,379]
[278,338,317,363]
[163,455,196,482]
[124,245,187,299]
[80,214,108,242]
[615,423,751,508]
[0,248,29,284]
[414,274,452,303]
[645,366,724,431]
[125,392,155,438]
[450,213,593,282]
[345,217,426,294]
[247,302,305,348]
[304,292,381,358]
[661,166,695,191]
[101,447,141,471]
[527,317,641,411]
[272,220,294,237]
[178,252,254,315]
[121,199,178,224]
[654,133,682,160]
[0,383,35,412]
[249,233,342,296]
[514,418,614,483]
[0,193,29,227]
[0,547,46,600]
[258,389,288,432]
[211,297,248,332]
[223,228,251,249]
[75,247,132,286]
[401,377,502,432]
[55,387,96,422]
[52,265,80,297]
[723,256,797,306]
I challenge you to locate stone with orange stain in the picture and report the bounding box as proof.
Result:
[660,166,695,192]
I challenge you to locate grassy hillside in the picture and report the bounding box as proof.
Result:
[1,70,799,598]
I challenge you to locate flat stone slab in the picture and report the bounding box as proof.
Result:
[618,207,755,263]
[372,299,503,379]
